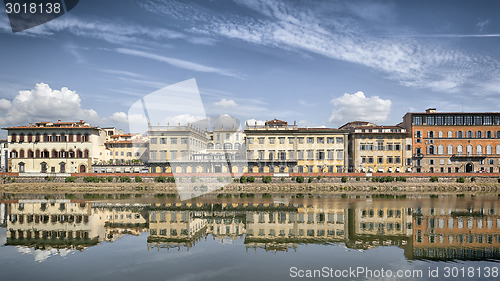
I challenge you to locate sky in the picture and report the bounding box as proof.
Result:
[1,0,500,136]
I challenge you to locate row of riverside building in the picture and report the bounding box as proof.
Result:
[2,108,500,175]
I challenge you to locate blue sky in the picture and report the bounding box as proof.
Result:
[1,0,500,135]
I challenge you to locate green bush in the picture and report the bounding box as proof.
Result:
[396,176,407,182]
[429,176,439,182]
[341,176,348,183]
[65,176,76,183]
[470,177,476,182]
[371,176,395,183]
[456,177,465,183]
[106,176,114,182]
[191,176,197,183]
[291,177,296,181]
[240,176,247,183]
[308,177,314,183]
[167,177,175,183]
[262,176,272,183]
[497,178,500,183]
[317,175,322,180]
[135,176,142,183]
[155,176,166,183]
[262,193,272,198]
[281,177,285,182]
[120,176,131,183]
[355,176,360,181]
[247,176,255,183]
[296,176,304,183]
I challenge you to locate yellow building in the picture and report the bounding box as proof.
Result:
[341,121,413,173]
[245,119,348,173]
[104,133,148,165]
[3,121,108,174]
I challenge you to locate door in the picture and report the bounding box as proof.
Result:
[79,165,86,173]
[466,163,473,173]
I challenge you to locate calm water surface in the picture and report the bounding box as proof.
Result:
[0,193,499,280]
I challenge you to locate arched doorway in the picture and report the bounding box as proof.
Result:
[79,165,86,173]
[466,163,473,173]
[59,162,66,173]
[18,162,25,173]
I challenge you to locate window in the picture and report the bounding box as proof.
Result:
[437,145,444,155]
[248,138,254,144]
[259,137,264,144]
[445,116,454,125]
[150,138,157,144]
[395,157,401,164]
[377,157,383,164]
[477,145,482,154]
[317,150,325,160]
[486,145,492,155]
[456,131,463,138]
[413,116,423,125]
[279,137,285,144]
[428,131,434,138]
[336,150,343,160]
[171,138,177,144]
[457,145,463,155]
[486,131,492,138]
[307,137,314,144]
[477,131,482,138]
[497,145,500,154]
[327,137,335,144]
[447,145,453,155]
[466,145,473,155]
[297,137,304,144]
[328,150,334,160]
[415,131,422,138]
[425,116,435,125]
[269,138,275,144]
[455,116,464,125]
[377,142,384,150]
[438,131,443,138]
[466,131,473,138]
[224,143,232,149]
[474,116,483,125]
[367,157,374,163]
[464,116,473,125]
[317,137,324,144]
[289,138,294,144]
[387,157,393,164]
[297,150,304,160]
[394,144,401,150]
[307,150,313,160]
[215,143,222,149]
[181,138,188,144]
[484,116,492,125]
[336,137,344,144]
[436,116,444,125]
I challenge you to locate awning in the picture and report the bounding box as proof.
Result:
[368,167,373,172]
[388,167,393,172]
[361,167,366,172]
[406,167,412,172]
[133,167,140,172]
[396,167,400,172]
[377,168,384,173]
[124,168,131,173]
[106,168,112,173]
[115,168,121,173]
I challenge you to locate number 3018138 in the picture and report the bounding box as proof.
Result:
[5,2,62,14]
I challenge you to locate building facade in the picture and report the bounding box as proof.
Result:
[402,109,500,173]
[341,121,413,173]
[104,133,148,165]
[0,139,7,172]
[245,119,348,173]
[2,121,107,174]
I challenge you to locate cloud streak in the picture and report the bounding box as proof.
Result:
[115,48,239,78]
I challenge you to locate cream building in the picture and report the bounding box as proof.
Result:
[3,121,109,173]
[341,121,413,173]
[245,119,348,173]
[0,139,7,172]
[104,133,148,165]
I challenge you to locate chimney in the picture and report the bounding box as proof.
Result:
[425,108,436,113]
[58,120,61,122]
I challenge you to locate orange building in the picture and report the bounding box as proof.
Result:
[402,109,500,173]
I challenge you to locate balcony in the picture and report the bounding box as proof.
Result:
[451,154,488,158]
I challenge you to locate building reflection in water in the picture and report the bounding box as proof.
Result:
[1,197,499,261]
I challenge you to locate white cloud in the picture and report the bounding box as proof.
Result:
[115,48,239,77]
[0,83,100,126]
[109,112,129,124]
[245,119,265,127]
[329,91,391,125]
[0,99,11,110]
[163,114,205,126]
[214,98,237,107]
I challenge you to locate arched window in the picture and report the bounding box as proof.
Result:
[76,134,82,142]
[52,150,58,158]
[457,145,463,155]
[27,134,33,142]
[466,131,473,138]
[215,143,222,149]
[476,145,482,155]
[42,150,49,158]
[60,150,66,158]
[77,150,83,158]
[69,150,75,158]
[35,133,40,142]
[486,145,492,155]
[68,134,74,142]
[19,134,25,142]
[447,131,453,138]
[19,149,24,158]
[447,145,453,155]
[496,145,500,155]
[207,143,214,149]
[27,150,34,158]
[10,133,16,143]
[438,131,443,138]
[223,143,232,150]
[457,131,463,138]
[427,145,435,155]
[486,131,492,138]
[234,143,241,150]
[60,133,66,142]
[476,131,482,138]
[84,149,89,158]
[428,131,435,138]
[10,150,18,158]
[437,145,444,155]
[466,145,473,155]
[497,131,500,138]
[52,133,57,142]
[35,149,40,158]
[43,133,49,142]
